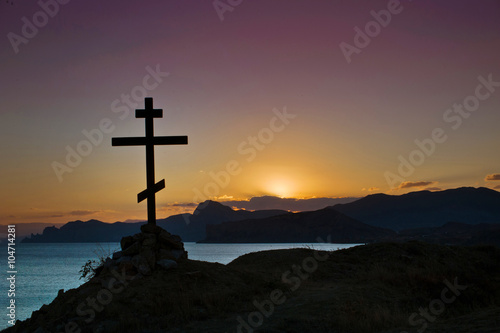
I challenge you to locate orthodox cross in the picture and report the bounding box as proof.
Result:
[112,97,188,225]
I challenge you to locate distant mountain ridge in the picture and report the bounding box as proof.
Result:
[156,200,288,241]
[0,222,65,242]
[333,187,500,230]
[22,201,287,243]
[21,187,500,245]
[23,220,141,243]
[202,207,396,243]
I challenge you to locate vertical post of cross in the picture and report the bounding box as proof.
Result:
[112,97,188,227]
[144,97,156,225]
[136,97,164,225]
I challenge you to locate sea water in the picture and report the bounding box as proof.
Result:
[0,242,360,330]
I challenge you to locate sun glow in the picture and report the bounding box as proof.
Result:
[266,178,295,198]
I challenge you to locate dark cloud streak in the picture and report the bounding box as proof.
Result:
[485,174,500,181]
[69,210,100,216]
[398,181,435,189]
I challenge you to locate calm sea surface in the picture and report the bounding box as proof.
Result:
[0,242,361,330]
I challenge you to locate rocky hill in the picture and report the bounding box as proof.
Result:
[396,221,500,246]
[3,241,500,333]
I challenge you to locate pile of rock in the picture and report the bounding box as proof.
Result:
[96,224,188,278]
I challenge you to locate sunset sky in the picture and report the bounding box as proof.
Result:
[1,0,499,224]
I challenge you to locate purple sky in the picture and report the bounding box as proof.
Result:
[1,0,499,224]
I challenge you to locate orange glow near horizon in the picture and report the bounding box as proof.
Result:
[262,177,296,198]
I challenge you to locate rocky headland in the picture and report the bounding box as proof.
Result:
[3,237,500,333]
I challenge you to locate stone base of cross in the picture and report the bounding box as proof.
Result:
[112,97,188,225]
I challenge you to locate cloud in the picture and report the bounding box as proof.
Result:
[123,219,144,223]
[485,174,500,181]
[165,202,198,208]
[215,195,234,200]
[25,208,101,220]
[361,187,379,192]
[220,196,360,212]
[398,181,436,189]
[424,187,442,191]
[69,210,100,216]
[160,202,198,217]
[494,185,500,190]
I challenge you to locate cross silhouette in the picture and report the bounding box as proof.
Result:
[112,97,188,225]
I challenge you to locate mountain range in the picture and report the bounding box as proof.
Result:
[22,201,287,243]
[333,187,500,230]
[202,207,396,243]
[0,222,65,241]
[21,187,500,245]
